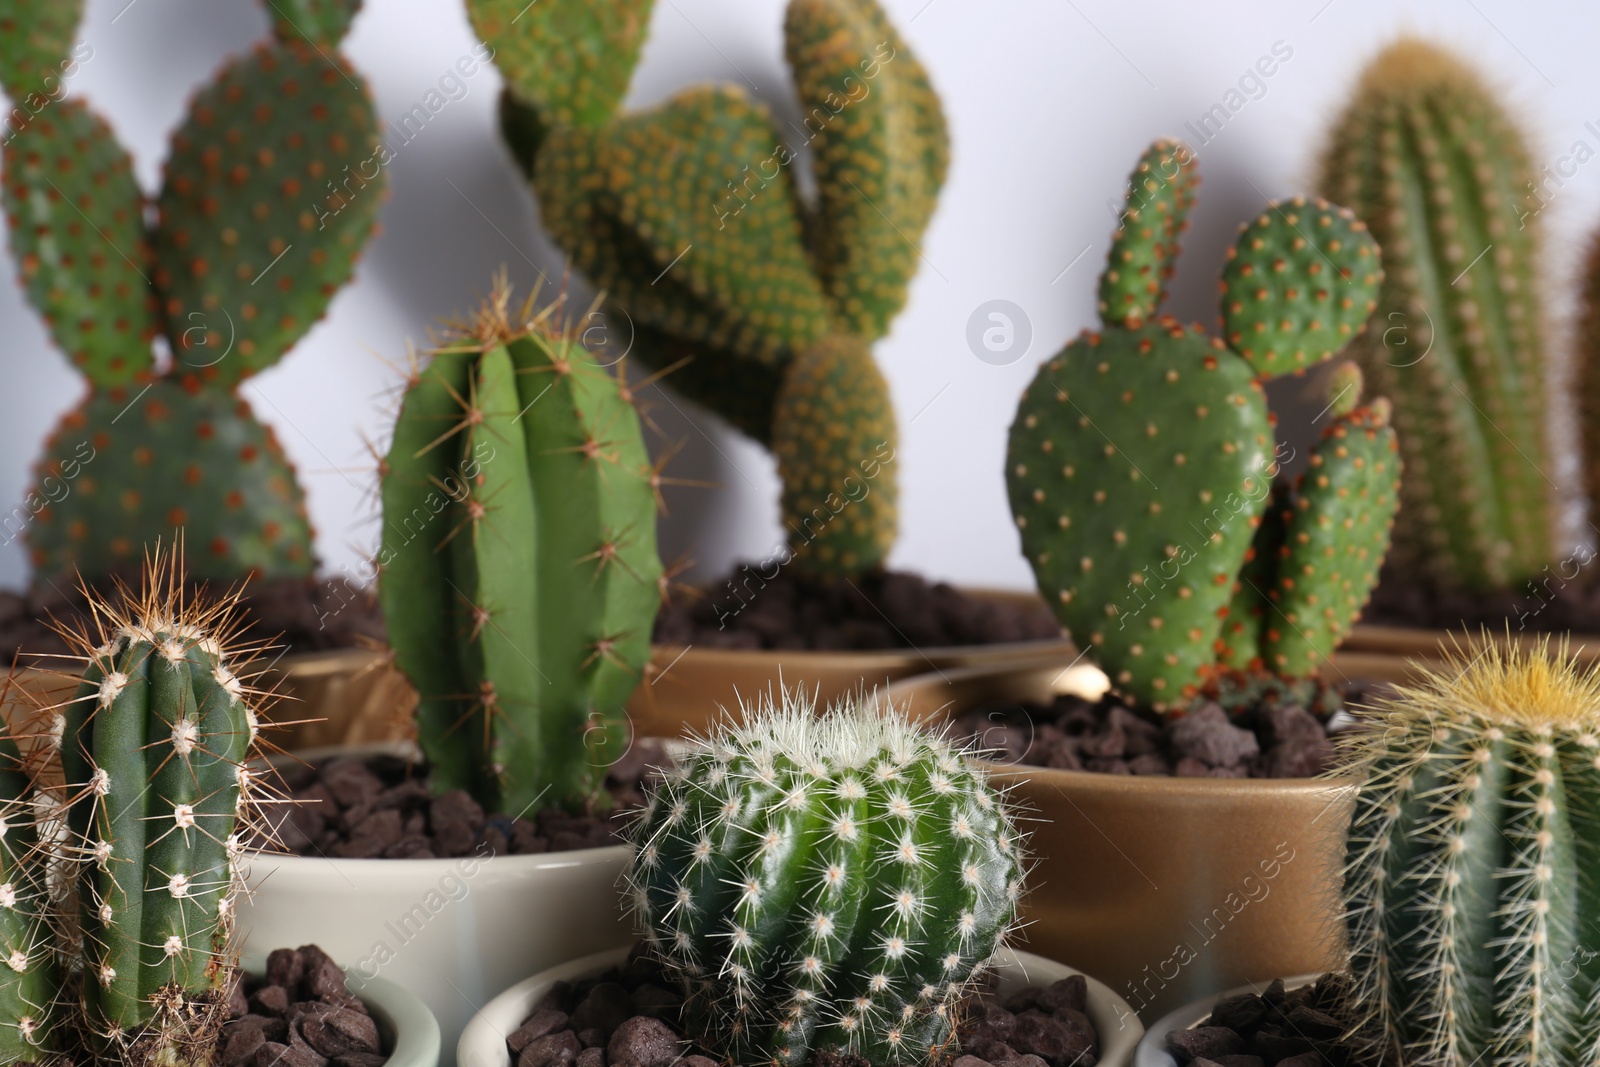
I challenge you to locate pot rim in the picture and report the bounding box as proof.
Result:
[1132,973,1321,1067]
[457,945,1143,1067]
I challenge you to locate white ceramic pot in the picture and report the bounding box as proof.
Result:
[457,945,1145,1067]
[237,844,630,1067]
[1132,975,1320,1067]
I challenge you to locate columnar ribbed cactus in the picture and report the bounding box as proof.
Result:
[1007,140,1396,711]
[27,545,267,1064]
[0,707,57,1064]
[2,0,384,582]
[1319,39,1556,594]
[380,281,663,815]
[1338,640,1600,1066]
[626,689,1021,1067]
[473,0,946,579]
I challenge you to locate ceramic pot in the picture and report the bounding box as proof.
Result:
[884,651,1427,1021]
[455,946,1144,1067]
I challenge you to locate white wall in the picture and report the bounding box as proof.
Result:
[1,0,1594,593]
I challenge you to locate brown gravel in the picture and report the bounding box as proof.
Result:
[654,567,1061,652]
[0,575,384,664]
[951,691,1349,779]
[510,945,1101,1067]
[253,741,667,859]
[224,944,389,1067]
[1167,974,1382,1066]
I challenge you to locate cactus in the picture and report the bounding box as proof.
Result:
[379,281,663,816]
[0,694,58,1065]
[1007,140,1395,711]
[1318,38,1556,594]
[2,0,384,583]
[1338,639,1600,1066]
[475,0,946,579]
[626,688,1021,1067]
[1,543,269,1064]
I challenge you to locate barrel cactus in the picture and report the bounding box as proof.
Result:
[0,703,58,1064]
[2,0,383,582]
[379,281,662,816]
[1007,140,1397,712]
[1319,38,1556,594]
[626,689,1021,1067]
[1339,640,1600,1066]
[471,0,946,579]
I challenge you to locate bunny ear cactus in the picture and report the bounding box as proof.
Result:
[2,0,384,583]
[626,688,1022,1067]
[1007,142,1393,711]
[484,0,946,579]
[1319,38,1556,594]
[46,544,267,1064]
[379,281,663,816]
[1338,639,1600,1067]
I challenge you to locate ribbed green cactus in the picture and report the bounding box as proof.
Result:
[1007,140,1395,711]
[2,0,383,582]
[477,0,945,579]
[1319,39,1556,594]
[43,545,264,1062]
[380,282,663,816]
[1338,640,1600,1066]
[0,706,58,1065]
[626,689,1021,1067]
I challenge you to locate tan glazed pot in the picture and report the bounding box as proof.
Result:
[1345,621,1600,664]
[885,650,1434,1021]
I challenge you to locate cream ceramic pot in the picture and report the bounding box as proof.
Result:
[456,946,1145,1067]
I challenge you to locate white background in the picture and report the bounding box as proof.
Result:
[1,0,1594,593]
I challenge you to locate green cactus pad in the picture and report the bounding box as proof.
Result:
[784,0,949,340]
[2,99,158,388]
[0,722,58,1063]
[61,575,257,1046]
[1007,321,1271,709]
[537,85,836,368]
[1215,485,1286,672]
[1320,38,1554,592]
[1341,644,1600,1067]
[0,0,83,103]
[265,0,363,46]
[28,380,314,582]
[1221,197,1382,377]
[1096,140,1197,328]
[380,289,662,814]
[772,335,897,579]
[1263,406,1400,677]
[627,692,1021,1067]
[467,0,655,128]
[152,41,384,387]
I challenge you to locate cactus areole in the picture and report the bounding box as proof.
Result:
[1340,640,1600,1067]
[1,0,385,582]
[1007,140,1396,712]
[626,689,1022,1067]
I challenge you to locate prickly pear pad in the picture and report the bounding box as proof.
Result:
[1096,140,1197,328]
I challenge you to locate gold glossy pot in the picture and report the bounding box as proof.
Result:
[1346,622,1600,663]
[885,650,1434,1021]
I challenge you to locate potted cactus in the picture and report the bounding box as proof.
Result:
[1136,638,1600,1066]
[237,279,662,1055]
[457,689,1146,1067]
[1319,38,1600,662]
[886,138,1409,1020]
[0,545,438,1067]
[0,0,400,747]
[461,0,1071,732]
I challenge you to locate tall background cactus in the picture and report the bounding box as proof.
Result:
[626,690,1021,1067]
[0,0,384,582]
[1338,641,1600,1066]
[470,0,947,579]
[1318,38,1557,595]
[380,282,663,816]
[1007,141,1396,711]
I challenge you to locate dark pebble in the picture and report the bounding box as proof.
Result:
[300,1011,381,1058]
[607,1017,681,1067]
[250,987,291,1018]
[1168,1025,1245,1061]
[509,1010,571,1052]
[518,1031,582,1067]
[1036,975,1087,1016]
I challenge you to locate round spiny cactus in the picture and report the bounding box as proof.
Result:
[1340,639,1600,1067]
[626,690,1022,1067]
